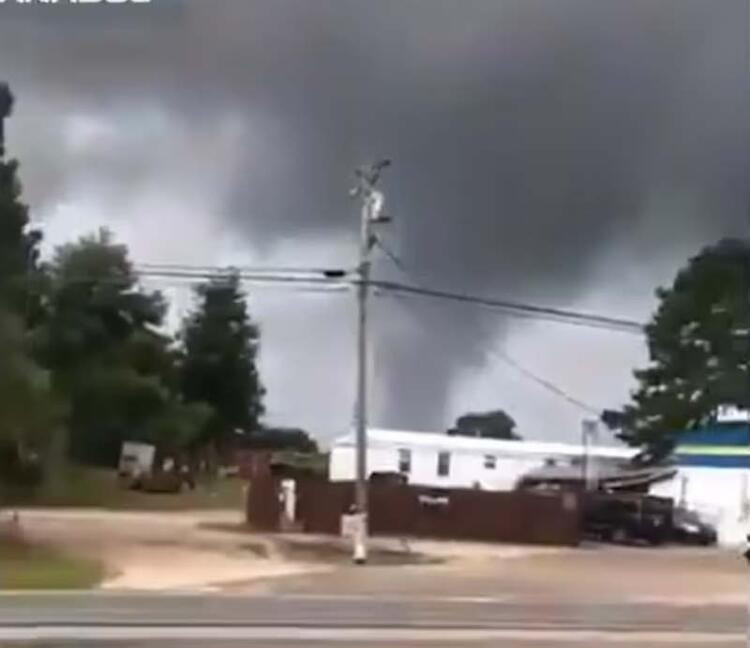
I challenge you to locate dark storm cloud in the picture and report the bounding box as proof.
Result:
[0,0,747,429]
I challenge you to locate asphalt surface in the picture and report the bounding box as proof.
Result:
[0,539,746,646]
[0,592,744,631]
[1,635,746,647]
[0,592,745,646]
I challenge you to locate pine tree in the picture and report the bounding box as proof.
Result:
[180,273,265,452]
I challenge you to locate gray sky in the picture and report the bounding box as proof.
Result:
[1,0,747,444]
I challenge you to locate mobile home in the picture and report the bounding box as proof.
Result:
[329,428,636,491]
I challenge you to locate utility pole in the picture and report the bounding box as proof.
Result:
[581,418,598,491]
[0,82,13,159]
[349,159,391,565]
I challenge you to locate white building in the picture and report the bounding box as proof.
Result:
[649,423,750,546]
[329,428,636,491]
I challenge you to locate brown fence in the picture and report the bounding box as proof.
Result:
[248,477,580,546]
[245,476,282,531]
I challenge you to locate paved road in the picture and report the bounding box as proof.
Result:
[1,634,745,647]
[1,544,745,646]
[0,592,745,646]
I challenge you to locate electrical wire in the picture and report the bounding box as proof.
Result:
[47,261,645,334]
[488,347,601,415]
[364,238,644,334]
[371,280,644,334]
[136,262,350,276]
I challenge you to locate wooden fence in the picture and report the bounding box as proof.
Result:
[247,477,580,546]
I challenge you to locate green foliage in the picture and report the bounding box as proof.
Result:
[0,535,103,590]
[180,273,265,450]
[38,229,165,375]
[243,427,318,452]
[0,159,35,308]
[0,111,60,489]
[448,409,521,440]
[38,231,208,466]
[611,238,750,448]
[0,89,212,478]
[8,465,245,510]
[270,449,328,477]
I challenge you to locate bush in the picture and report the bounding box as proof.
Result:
[0,441,44,490]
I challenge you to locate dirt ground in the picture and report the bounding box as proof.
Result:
[9,509,328,590]
[7,509,748,603]
[234,542,747,607]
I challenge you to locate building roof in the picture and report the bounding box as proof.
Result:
[333,428,636,460]
[520,462,676,490]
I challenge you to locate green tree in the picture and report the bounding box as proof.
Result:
[0,311,61,487]
[242,426,318,452]
[448,409,521,440]
[0,85,59,488]
[38,230,206,466]
[180,274,265,451]
[610,238,750,449]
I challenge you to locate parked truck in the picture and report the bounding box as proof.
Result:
[583,492,673,545]
[117,442,156,487]
[117,441,194,493]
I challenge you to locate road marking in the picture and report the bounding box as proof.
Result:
[265,593,514,604]
[0,590,512,603]
[0,625,743,643]
[627,595,749,607]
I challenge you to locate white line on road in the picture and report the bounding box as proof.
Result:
[265,593,514,604]
[0,626,742,644]
[0,590,513,604]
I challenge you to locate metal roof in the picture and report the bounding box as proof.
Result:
[521,462,676,489]
[333,428,636,459]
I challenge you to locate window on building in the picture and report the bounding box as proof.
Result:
[484,455,496,470]
[437,451,451,477]
[398,448,411,474]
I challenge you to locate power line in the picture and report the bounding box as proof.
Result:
[363,237,644,334]
[365,241,607,412]
[371,279,645,334]
[46,262,646,334]
[139,279,350,295]
[488,347,600,415]
[134,267,343,284]
[364,233,609,416]
[136,262,351,276]
[135,268,351,294]
[53,267,350,291]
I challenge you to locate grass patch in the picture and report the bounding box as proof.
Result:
[0,535,103,590]
[11,466,245,511]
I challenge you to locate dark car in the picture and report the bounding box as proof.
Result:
[584,493,673,545]
[672,508,717,546]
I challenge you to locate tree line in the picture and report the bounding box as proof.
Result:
[0,93,314,490]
